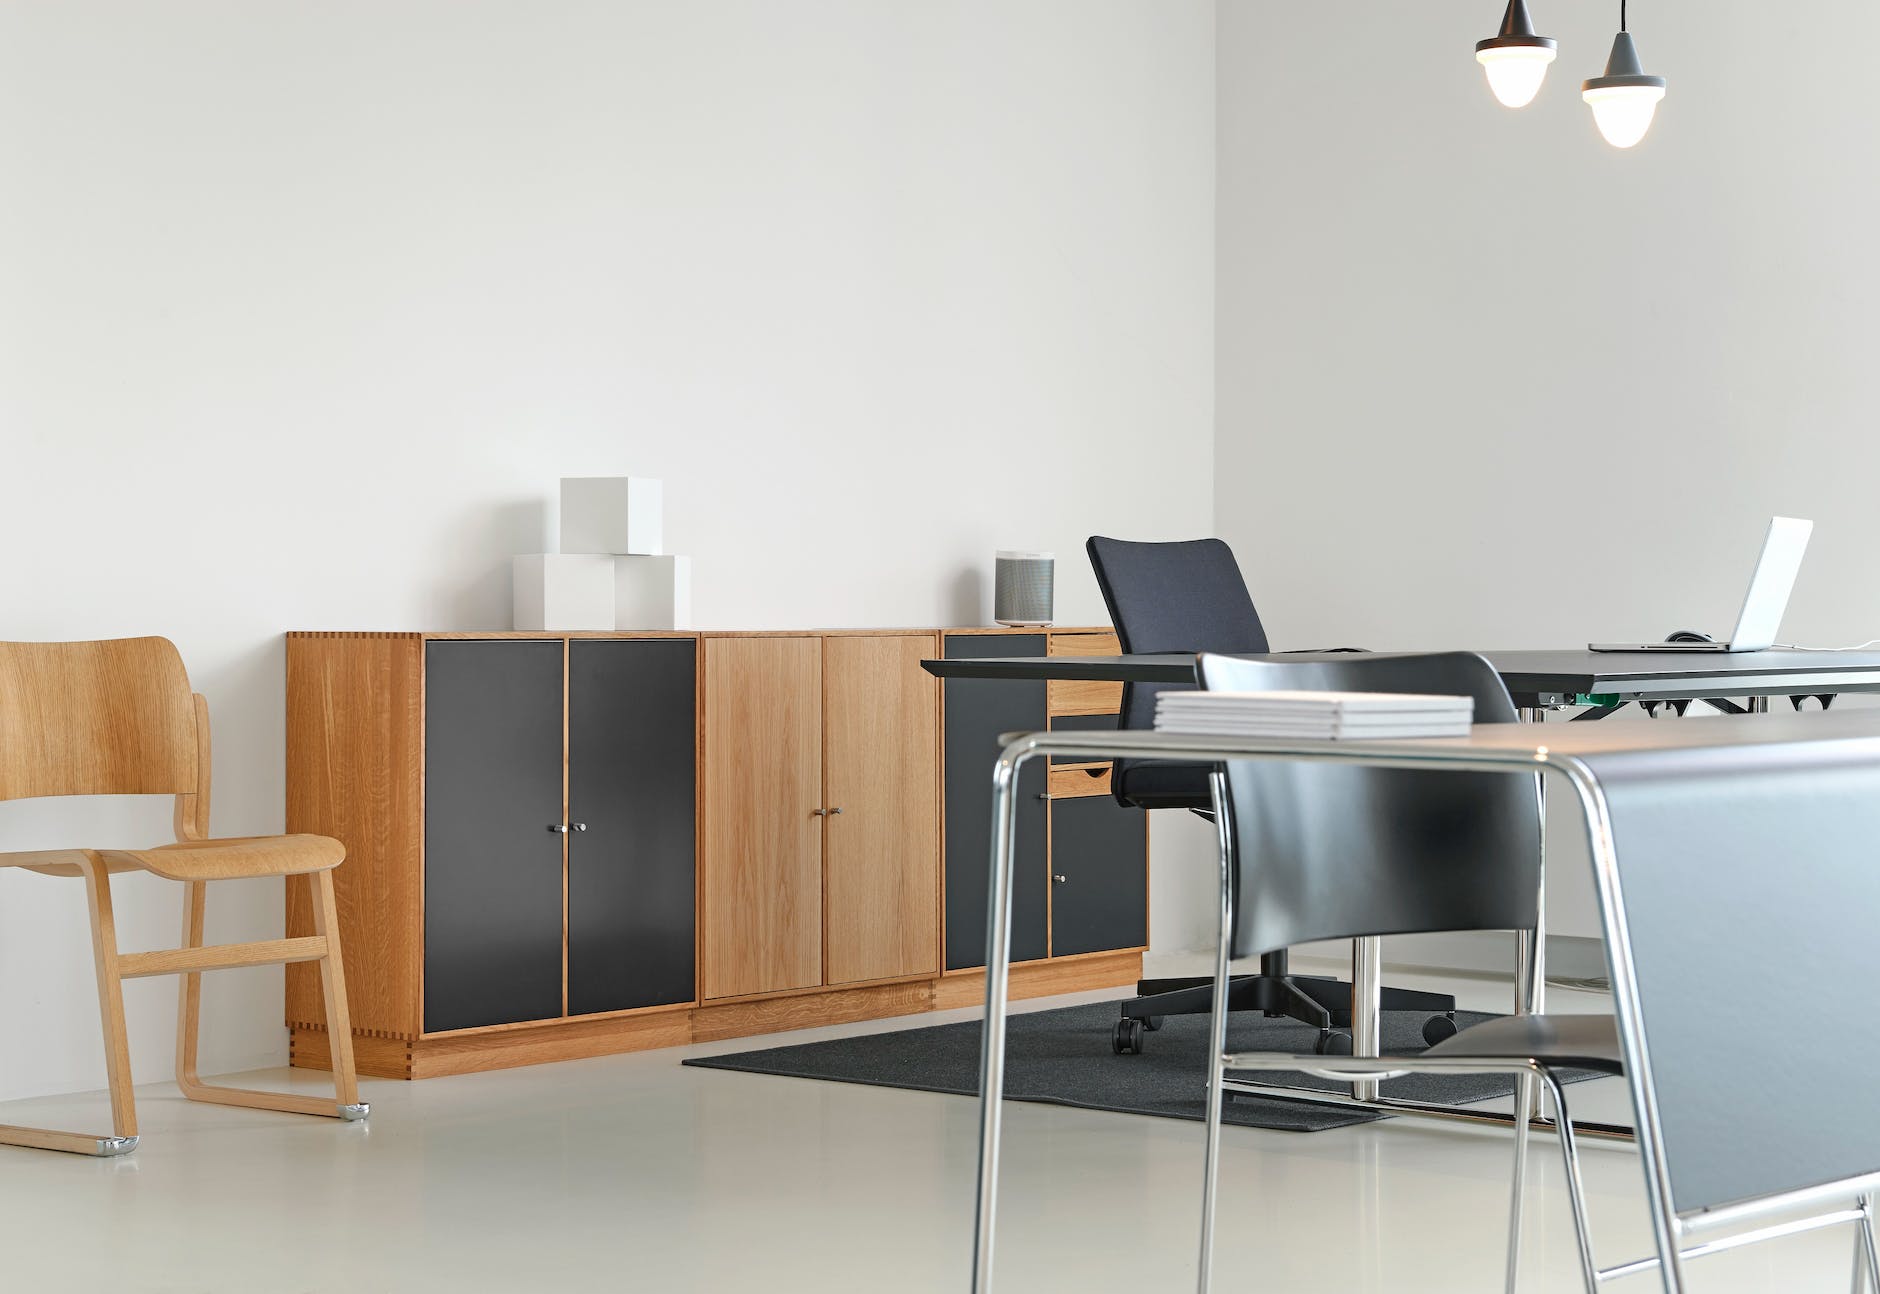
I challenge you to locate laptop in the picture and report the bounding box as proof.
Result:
[1590,516,1813,653]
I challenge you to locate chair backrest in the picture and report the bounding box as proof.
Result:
[1198,651,1539,958]
[1086,537,1271,806]
[0,638,200,802]
[1584,734,1880,1216]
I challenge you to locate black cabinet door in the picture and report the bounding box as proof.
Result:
[1049,796,1148,957]
[424,640,565,1033]
[943,635,1049,970]
[567,639,697,1015]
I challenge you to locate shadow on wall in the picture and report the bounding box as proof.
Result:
[948,565,986,628]
[434,497,553,630]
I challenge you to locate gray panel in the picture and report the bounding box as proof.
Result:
[1586,737,1880,1214]
[1049,796,1146,956]
[567,639,697,1015]
[424,640,565,1033]
[1200,653,1540,959]
[944,635,1049,970]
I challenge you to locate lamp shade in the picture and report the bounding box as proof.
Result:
[1583,31,1667,148]
[1476,0,1558,109]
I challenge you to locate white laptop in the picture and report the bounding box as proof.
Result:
[1590,516,1813,653]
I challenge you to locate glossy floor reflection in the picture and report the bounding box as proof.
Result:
[0,960,1858,1292]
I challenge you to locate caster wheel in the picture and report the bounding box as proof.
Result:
[1314,1029,1353,1056]
[1422,1013,1460,1047]
[1112,1018,1147,1055]
[1142,1016,1165,1032]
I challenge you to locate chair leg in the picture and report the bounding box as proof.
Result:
[1855,1195,1880,1294]
[1539,1069,1600,1294]
[309,870,364,1113]
[0,855,140,1157]
[1506,1070,1532,1293]
[173,873,368,1122]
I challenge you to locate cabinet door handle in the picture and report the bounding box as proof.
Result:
[570,823,587,832]
[1052,874,1067,883]
[547,824,570,834]
[811,809,826,817]
[828,806,843,815]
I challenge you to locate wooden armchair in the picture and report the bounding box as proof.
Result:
[0,637,366,1156]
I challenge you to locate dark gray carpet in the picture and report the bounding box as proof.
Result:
[684,1002,1603,1133]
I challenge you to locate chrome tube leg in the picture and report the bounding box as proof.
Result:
[1857,1195,1880,1294]
[972,748,1025,1294]
[1506,1068,1532,1294]
[1520,706,1548,1020]
[1542,1070,1600,1294]
[1198,770,1236,1294]
[1351,936,1382,1102]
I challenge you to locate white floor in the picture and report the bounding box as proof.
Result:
[0,959,1860,1293]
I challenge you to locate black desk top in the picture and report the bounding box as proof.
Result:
[921,649,1880,703]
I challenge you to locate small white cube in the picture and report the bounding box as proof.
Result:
[561,477,663,556]
[614,555,692,631]
[513,554,615,631]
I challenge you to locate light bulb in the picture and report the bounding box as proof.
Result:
[1477,44,1558,109]
[1582,29,1667,149]
[1584,83,1665,148]
[1475,0,1558,110]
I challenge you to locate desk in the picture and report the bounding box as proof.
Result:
[968,711,1880,1293]
[921,647,1880,710]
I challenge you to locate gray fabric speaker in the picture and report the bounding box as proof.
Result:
[994,551,1054,626]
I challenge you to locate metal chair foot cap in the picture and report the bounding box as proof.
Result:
[338,1103,370,1122]
[95,1136,139,1157]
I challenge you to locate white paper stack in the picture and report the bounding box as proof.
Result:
[1154,690,1474,740]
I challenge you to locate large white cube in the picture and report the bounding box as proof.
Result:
[561,476,663,555]
[614,555,692,631]
[513,554,615,631]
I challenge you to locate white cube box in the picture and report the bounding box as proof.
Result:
[513,554,615,631]
[561,476,663,556]
[614,555,692,631]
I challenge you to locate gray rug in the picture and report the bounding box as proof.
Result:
[685,1001,1603,1133]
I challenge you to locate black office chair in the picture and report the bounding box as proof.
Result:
[1085,535,1457,1054]
[1191,650,1589,1294]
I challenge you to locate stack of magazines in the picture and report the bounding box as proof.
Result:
[1153,690,1475,740]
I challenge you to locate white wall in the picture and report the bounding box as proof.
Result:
[0,1,1216,1101]
[1217,1,1880,944]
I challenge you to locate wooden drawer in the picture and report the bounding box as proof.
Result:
[1050,764,1112,799]
[1047,629,1123,717]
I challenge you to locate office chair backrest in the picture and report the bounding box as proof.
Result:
[0,638,200,802]
[1585,733,1880,1216]
[1087,538,1269,728]
[1198,651,1538,959]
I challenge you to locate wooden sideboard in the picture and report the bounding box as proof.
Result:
[284,627,1146,1079]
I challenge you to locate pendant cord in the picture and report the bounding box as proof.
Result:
[1621,0,1629,33]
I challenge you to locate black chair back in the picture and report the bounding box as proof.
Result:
[1087,536,1269,808]
[1586,733,1880,1214]
[1197,651,1539,958]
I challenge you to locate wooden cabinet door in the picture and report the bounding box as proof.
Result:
[567,639,697,1015]
[422,640,566,1033]
[701,637,823,999]
[823,636,940,985]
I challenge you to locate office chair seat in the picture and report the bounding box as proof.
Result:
[1425,1012,1624,1074]
[1112,761,1215,810]
[10,834,345,882]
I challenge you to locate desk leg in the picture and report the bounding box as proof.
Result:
[1750,696,1769,715]
[1518,707,1549,1021]
[1352,937,1381,1101]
